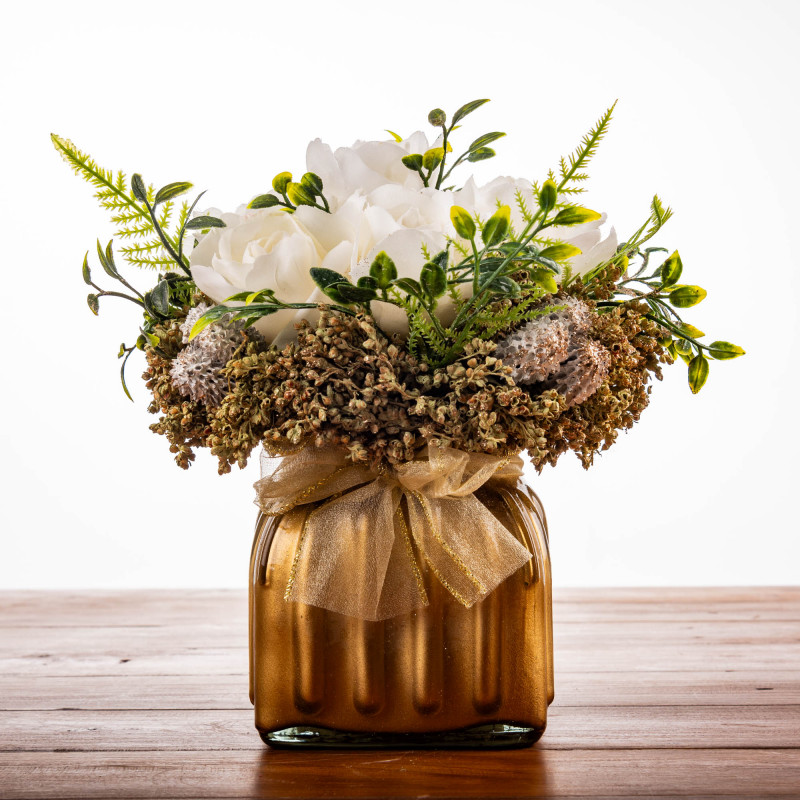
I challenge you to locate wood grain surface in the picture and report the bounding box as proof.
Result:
[0,588,798,799]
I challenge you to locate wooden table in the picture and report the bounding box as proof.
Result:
[1,588,798,799]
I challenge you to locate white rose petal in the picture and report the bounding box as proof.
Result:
[306,132,440,208]
[547,213,618,277]
[190,207,324,343]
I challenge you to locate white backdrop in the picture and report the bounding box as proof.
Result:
[2,0,797,589]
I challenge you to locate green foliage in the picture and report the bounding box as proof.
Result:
[450,206,477,239]
[481,206,511,247]
[669,285,707,308]
[583,246,745,392]
[551,206,602,226]
[370,251,398,289]
[660,250,683,286]
[51,134,197,271]
[552,102,616,198]
[248,170,331,214]
[688,354,710,393]
[707,341,746,360]
[396,98,505,189]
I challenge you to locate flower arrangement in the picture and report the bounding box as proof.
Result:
[53,100,744,475]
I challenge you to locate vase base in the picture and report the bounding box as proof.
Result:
[259,722,545,749]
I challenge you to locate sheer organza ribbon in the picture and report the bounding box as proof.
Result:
[254,444,532,621]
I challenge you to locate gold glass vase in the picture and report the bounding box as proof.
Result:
[249,477,553,748]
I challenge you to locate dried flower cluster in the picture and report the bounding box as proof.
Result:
[143,296,669,474]
[533,301,671,468]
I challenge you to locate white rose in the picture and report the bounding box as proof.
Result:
[190,206,325,344]
[306,131,438,206]
[301,194,452,336]
[189,194,449,343]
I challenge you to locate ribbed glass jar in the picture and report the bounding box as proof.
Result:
[248,479,553,748]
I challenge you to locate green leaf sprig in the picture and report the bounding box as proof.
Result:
[248,170,331,213]
[397,99,506,189]
[589,246,745,392]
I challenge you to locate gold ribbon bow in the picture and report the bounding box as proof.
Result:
[254,444,532,621]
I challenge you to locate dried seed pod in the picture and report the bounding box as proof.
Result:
[494,296,594,385]
[541,334,611,408]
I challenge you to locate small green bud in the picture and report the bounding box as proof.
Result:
[422,147,444,172]
[450,206,476,240]
[481,205,511,248]
[428,108,446,127]
[300,172,323,195]
[401,153,424,172]
[87,293,100,315]
[539,179,557,213]
[286,181,316,206]
[272,172,292,194]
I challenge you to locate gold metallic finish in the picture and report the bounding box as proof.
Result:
[472,587,502,714]
[249,477,553,741]
[292,601,325,714]
[411,579,444,715]
[352,617,385,715]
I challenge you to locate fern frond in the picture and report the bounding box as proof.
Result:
[123,253,176,269]
[51,135,152,240]
[405,302,449,360]
[120,237,172,269]
[52,134,186,270]
[158,199,174,231]
[474,293,550,340]
[556,102,616,193]
[176,201,190,236]
[557,186,586,196]
[515,189,534,225]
